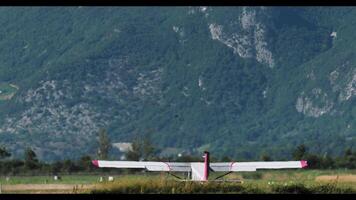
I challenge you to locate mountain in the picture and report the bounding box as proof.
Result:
[0,7,354,161]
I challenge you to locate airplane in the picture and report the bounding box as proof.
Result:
[91,151,308,182]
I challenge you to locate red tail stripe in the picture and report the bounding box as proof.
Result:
[92,160,99,167]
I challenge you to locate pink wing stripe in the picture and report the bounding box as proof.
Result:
[163,162,172,171]
[92,160,99,167]
[300,160,308,168]
[229,162,235,171]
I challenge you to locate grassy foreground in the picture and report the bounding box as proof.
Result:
[1,170,356,193]
[91,170,356,194]
[0,175,99,185]
[91,178,356,194]
[92,180,356,194]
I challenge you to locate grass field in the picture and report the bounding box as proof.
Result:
[1,170,356,193]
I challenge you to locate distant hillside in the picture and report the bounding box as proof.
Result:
[0,7,354,161]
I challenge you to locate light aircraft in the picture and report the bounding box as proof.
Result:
[92,151,308,181]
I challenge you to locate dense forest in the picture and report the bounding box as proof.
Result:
[1,130,356,176]
[1,141,356,176]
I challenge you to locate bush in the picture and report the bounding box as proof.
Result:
[311,183,354,194]
[271,183,311,194]
[272,183,356,194]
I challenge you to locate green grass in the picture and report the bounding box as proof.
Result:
[0,175,100,185]
[91,170,356,194]
[92,179,356,194]
[1,170,356,193]
[0,173,173,185]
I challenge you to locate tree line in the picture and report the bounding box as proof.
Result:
[0,129,356,176]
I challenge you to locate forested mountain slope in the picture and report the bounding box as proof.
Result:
[0,7,354,160]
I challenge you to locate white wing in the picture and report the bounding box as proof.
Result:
[93,160,307,173]
[210,160,307,172]
[210,162,256,172]
[92,160,191,172]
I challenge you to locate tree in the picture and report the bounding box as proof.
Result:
[78,155,93,172]
[322,155,335,169]
[62,159,76,174]
[125,133,157,161]
[126,136,141,161]
[176,155,201,162]
[97,128,111,160]
[292,144,307,160]
[344,148,353,157]
[341,148,356,169]
[51,161,63,175]
[304,154,321,169]
[142,135,156,161]
[221,156,232,162]
[260,153,272,161]
[24,147,39,170]
[0,146,11,159]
